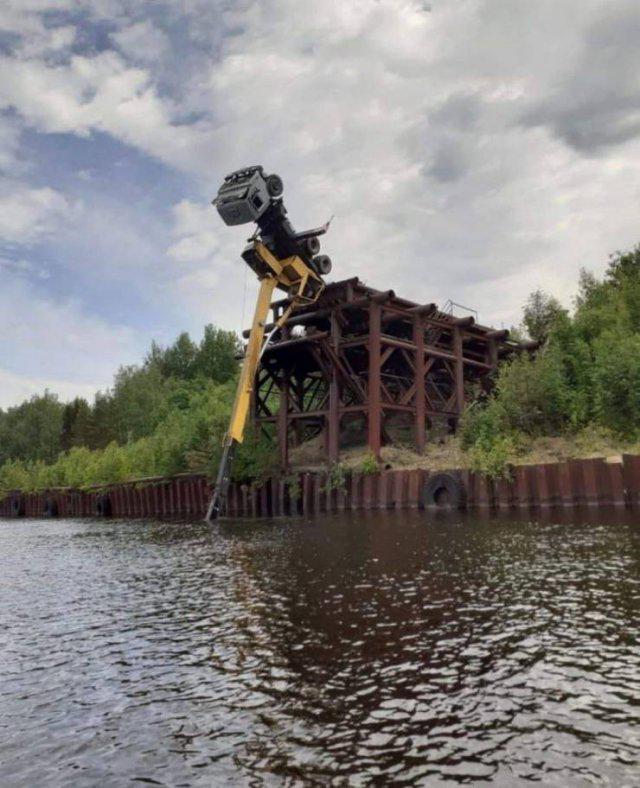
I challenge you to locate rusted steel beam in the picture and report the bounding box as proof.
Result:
[328,310,340,463]
[414,316,426,453]
[409,303,438,316]
[381,334,416,351]
[368,300,382,459]
[426,345,492,369]
[453,326,465,415]
[261,332,329,351]
[452,315,475,328]
[374,333,492,370]
[271,277,361,310]
[340,336,368,349]
[248,289,396,339]
[321,340,367,401]
[487,337,499,369]
[258,408,329,420]
[277,368,289,471]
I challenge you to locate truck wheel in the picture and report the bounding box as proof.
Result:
[423,472,466,509]
[266,174,283,197]
[305,236,321,256]
[43,498,59,518]
[11,496,25,517]
[96,494,112,517]
[314,255,332,275]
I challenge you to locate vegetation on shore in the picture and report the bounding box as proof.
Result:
[460,243,640,476]
[0,327,275,493]
[2,244,640,494]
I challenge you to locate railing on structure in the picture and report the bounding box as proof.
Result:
[442,299,479,320]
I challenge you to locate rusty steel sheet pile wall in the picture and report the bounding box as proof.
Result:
[2,456,640,521]
[0,474,212,521]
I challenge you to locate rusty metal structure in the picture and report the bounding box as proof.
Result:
[248,277,521,469]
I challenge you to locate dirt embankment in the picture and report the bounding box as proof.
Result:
[289,428,640,473]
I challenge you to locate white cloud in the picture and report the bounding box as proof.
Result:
[183,0,640,326]
[0,185,73,243]
[0,114,21,173]
[1,0,640,407]
[165,198,259,334]
[0,368,99,409]
[112,20,170,65]
[0,275,142,396]
[0,255,49,279]
[0,50,213,172]
[167,199,220,264]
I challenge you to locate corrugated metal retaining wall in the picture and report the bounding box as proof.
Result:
[2,456,640,520]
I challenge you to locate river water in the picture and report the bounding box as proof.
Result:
[1,510,639,786]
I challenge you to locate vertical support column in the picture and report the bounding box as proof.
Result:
[293,375,304,447]
[328,309,341,463]
[250,375,257,434]
[368,300,382,460]
[277,324,290,471]
[453,326,465,417]
[277,367,289,471]
[413,316,426,453]
[487,338,498,369]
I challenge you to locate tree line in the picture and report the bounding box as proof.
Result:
[462,243,640,474]
[2,243,640,492]
[0,326,272,492]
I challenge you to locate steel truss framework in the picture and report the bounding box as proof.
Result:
[247,278,521,468]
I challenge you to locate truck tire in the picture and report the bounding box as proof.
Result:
[423,472,466,509]
[266,174,283,197]
[314,255,332,275]
[11,496,25,517]
[95,494,112,518]
[43,497,59,518]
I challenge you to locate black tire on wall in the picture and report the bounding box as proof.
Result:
[11,496,25,517]
[43,498,59,518]
[95,494,112,518]
[423,472,466,509]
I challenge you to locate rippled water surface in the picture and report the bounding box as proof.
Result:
[2,510,640,786]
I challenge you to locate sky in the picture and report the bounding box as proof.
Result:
[1,0,640,409]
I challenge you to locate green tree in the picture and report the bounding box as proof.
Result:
[605,245,640,332]
[522,289,567,343]
[0,391,64,464]
[110,364,168,443]
[60,397,92,451]
[194,324,240,382]
[493,348,569,436]
[592,331,640,435]
[160,332,198,380]
[88,391,117,449]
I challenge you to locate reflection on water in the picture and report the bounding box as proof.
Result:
[1,509,639,785]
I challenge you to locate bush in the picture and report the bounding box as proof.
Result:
[592,331,640,436]
[0,459,32,494]
[460,401,513,478]
[326,462,347,492]
[498,349,569,435]
[359,452,379,475]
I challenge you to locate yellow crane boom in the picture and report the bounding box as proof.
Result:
[205,241,325,521]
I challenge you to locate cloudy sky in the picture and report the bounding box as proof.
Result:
[1,0,640,408]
